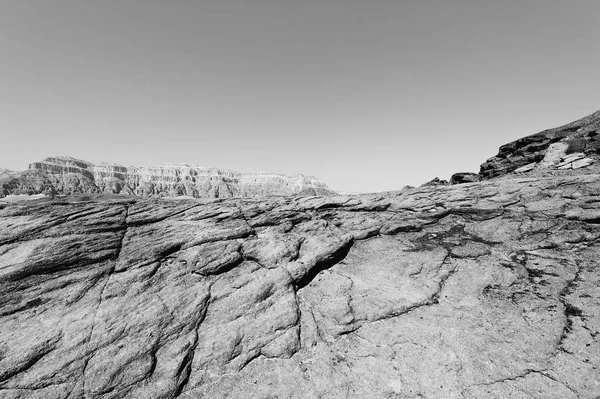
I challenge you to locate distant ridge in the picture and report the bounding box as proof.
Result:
[0,156,336,198]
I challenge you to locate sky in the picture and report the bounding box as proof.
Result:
[1,0,599,193]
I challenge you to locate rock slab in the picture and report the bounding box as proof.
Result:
[1,171,599,398]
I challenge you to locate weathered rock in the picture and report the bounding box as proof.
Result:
[480,109,600,178]
[571,158,595,169]
[561,152,586,164]
[514,162,537,174]
[420,177,448,187]
[1,157,336,198]
[538,141,570,168]
[1,170,599,398]
[450,172,481,185]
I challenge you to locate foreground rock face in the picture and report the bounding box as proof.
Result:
[479,110,600,179]
[1,170,599,398]
[0,157,336,198]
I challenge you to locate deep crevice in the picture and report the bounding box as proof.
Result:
[295,239,354,290]
[172,284,212,398]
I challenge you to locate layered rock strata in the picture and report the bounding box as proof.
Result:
[1,171,599,398]
[449,172,480,185]
[0,157,335,198]
[480,110,600,179]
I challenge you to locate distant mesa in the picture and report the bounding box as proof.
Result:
[0,156,336,198]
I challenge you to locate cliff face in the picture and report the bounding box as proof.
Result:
[479,110,600,179]
[0,157,336,198]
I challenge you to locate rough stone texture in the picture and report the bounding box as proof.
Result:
[0,157,336,198]
[420,177,449,187]
[563,158,595,170]
[538,141,570,168]
[514,162,537,174]
[480,109,600,179]
[1,170,599,398]
[450,172,481,185]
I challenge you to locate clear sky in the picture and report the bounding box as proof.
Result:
[1,0,598,193]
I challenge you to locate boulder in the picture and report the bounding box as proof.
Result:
[449,172,480,184]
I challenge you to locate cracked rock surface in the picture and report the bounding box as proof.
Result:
[1,172,600,398]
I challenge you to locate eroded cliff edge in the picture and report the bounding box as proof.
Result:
[1,171,599,398]
[479,109,600,179]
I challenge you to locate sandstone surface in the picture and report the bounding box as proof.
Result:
[0,158,336,199]
[1,171,599,398]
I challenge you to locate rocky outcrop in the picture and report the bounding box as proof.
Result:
[0,157,336,198]
[1,170,599,398]
[420,177,448,187]
[480,109,600,179]
[450,172,481,185]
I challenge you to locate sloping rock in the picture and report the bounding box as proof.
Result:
[420,177,448,187]
[560,157,595,170]
[0,157,336,198]
[1,171,599,398]
[514,162,537,174]
[480,109,600,178]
